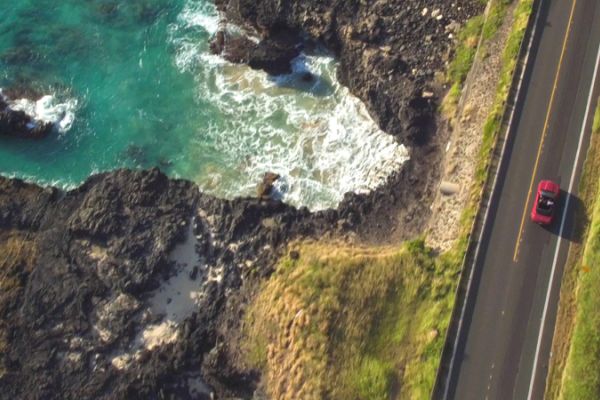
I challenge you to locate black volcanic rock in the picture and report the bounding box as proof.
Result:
[248,34,302,75]
[0,169,336,399]
[211,30,302,75]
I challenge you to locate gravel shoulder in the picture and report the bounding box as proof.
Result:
[426,2,518,251]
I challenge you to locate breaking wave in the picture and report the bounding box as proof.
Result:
[2,89,78,133]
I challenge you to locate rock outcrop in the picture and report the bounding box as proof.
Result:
[213,0,483,145]
[256,172,281,200]
[211,30,302,75]
[0,94,53,139]
[0,169,340,399]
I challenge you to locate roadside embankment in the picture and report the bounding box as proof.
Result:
[430,0,536,396]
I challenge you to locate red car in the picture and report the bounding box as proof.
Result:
[531,180,560,225]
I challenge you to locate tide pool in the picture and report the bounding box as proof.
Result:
[0,0,407,210]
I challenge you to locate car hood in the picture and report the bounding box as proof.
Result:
[539,180,560,194]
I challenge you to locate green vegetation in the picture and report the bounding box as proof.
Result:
[482,1,513,40]
[468,0,533,205]
[443,0,515,118]
[442,14,484,117]
[556,99,600,400]
[447,15,485,87]
[244,241,458,400]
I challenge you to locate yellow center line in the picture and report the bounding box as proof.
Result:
[513,0,578,263]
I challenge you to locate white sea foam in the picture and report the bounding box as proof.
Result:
[2,89,78,133]
[177,0,221,36]
[169,1,408,210]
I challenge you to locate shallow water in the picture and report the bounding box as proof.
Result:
[0,0,407,210]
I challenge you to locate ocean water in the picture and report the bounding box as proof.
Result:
[0,0,407,210]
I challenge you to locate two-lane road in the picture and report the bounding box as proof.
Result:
[445,0,600,399]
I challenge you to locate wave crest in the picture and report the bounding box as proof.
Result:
[5,91,78,133]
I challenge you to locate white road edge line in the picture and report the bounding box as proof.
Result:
[526,31,600,400]
[441,1,545,398]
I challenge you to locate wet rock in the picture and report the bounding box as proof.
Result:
[300,72,314,82]
[248,34,302,75]
[211,29,302,75]
[209,30,226,55]
[256,172,280,200]
[220,35,256,64]
[0,94,53,139]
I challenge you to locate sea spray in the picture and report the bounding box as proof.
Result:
[5,93,78,133]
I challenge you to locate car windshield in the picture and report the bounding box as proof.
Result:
[541,190,556,198]
[537,193,555,215]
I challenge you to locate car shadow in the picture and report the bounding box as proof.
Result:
[541,189,586,244]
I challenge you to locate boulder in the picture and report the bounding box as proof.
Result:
[257,172,281,200]
[248,34,302,75]
[0,94,53,139]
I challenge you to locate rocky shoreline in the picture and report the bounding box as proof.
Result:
[213,0,482,146]
[0,0,484,398]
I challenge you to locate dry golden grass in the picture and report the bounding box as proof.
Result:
[243,240,457,400]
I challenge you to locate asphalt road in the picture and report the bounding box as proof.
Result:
[445,0,600,399]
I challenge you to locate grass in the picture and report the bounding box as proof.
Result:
[442,15,484,118]
[553,98,600,400]
[442,0,514,119]
[447,15,486,87]
[243,240,459,400]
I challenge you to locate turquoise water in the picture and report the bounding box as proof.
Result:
[0,0,407,210]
